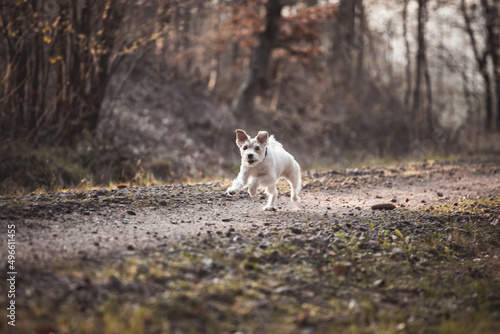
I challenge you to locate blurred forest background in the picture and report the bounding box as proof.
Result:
[1,0,500,193]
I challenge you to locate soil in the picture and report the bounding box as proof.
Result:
[0,157,499,333]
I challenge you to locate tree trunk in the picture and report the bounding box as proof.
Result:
[462,0,494,132]
[412,0,432,141]
[490,0,500,130]
[403,0,412,108]
[232,0,283,116]
[412,0,423,141]
[423,48,433,132]
[355,0,365,82]
[481,0,500,131]
[329,0,355,86]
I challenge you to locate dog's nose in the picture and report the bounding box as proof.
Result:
[248,154,254,159]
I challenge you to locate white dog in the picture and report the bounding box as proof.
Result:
[226,129,301,211]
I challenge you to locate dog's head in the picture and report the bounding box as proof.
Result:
[235,129,268,167]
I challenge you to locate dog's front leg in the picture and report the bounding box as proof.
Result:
[226,168,250,195]
[263,184,278,211]
[248,178,259,197]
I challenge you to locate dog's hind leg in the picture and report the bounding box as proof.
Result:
[288,164,301,202]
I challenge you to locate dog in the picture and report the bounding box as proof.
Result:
[226,129,301,211]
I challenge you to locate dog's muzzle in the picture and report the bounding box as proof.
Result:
[246,154,256,165]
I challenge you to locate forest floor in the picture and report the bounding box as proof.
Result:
[0,157,499,334]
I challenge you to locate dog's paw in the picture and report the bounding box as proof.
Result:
[226,188,237,196]
[262,206,277,212]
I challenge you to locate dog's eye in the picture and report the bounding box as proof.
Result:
[255,146,260,151]
[243,146,248,150]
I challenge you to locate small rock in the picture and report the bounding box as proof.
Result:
[348,299,360,311]
[437,192,444,197]
[108,275,123,290]
[391,198,397,203]
[268,250,281,263]
[371,203,396,210]
[392,247,404,254]
[137,264,149,274]
[127,210,136,216]
[274,286,293,294]
[291,238,306,247]
[158,200,167,206]
[222,218,232,222]
[126,243,135,250]
[96,189,108,196]
[259,242,269,249]
[291,227,302,234]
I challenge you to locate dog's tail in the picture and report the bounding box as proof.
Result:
[268,135,283,149]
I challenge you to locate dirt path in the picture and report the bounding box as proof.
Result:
[2,158,498,262]
[1,157,499,334]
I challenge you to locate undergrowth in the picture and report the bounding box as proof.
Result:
[0,141,172,195]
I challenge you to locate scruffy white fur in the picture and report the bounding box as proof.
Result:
[226,129,301,211]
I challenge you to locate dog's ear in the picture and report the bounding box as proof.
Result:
[256,131,269,145]
[235,129,250,147]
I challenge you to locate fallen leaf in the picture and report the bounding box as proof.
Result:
[333,263,351,275]
[36,325,57,334]
[297,312,308,325]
